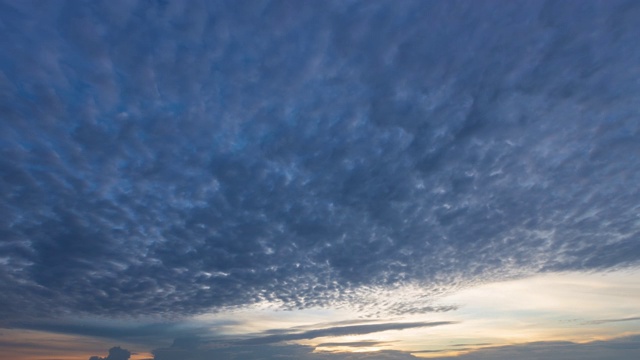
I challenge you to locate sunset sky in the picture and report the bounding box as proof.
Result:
[1,1,640,359]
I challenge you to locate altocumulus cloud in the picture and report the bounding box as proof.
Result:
[1,0,640,324]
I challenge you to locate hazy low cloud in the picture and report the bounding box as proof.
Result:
[152,343,419,360]
[150,334,640,360]
[9,320,209,348]
[427,335,640,360]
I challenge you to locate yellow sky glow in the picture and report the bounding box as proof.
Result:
[4,268,639,360]
[195,267,640,357]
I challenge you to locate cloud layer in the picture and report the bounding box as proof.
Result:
[428,335,640,360]
[146,334,640,360]
[1,0,640,322]
[89,346,131,360]
[238,321,455,345]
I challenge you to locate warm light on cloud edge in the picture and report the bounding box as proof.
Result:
[2,268,639,359]
[186,268,640,357]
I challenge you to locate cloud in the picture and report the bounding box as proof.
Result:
[0,339,70,351]
[586,316,640,325]
[425,335,640,360]
[150,335,640,360]
[1,0,640,323]
[238,321,455,345]
[316,341,388,348]
[262,319,386,335]
[89,346,131,360]
[152,342,419,360]
[8,320,211,349]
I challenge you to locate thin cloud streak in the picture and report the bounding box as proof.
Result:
[316,341,390,348]
[586,317,640,325]
[237,322,456,345]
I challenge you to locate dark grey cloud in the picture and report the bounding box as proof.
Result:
[238,321,454,345]
[89,346,131,360]
[1,0,640,323]
[316,341,389,348]
[261,319,386,335]
[152,343,419,360]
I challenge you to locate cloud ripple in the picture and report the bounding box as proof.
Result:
[1,0,640,321]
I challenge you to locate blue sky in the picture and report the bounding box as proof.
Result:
[1,0,640,359]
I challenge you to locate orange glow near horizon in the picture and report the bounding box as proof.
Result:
[0,329,153,360]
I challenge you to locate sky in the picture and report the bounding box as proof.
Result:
[1,0,640,359]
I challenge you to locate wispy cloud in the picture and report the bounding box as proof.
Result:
[586,317,640,325]
[316,340,389,348]
[238,322,456,345]
[261,319,387,335]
